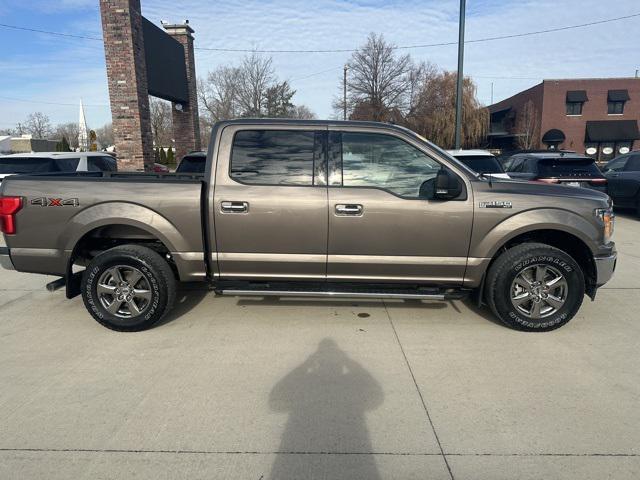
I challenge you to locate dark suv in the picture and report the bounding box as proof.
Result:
[502,152,607,192]
[603,152,640,216]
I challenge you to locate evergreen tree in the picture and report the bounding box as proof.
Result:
[167,147,175,165]
[160,148,167,164]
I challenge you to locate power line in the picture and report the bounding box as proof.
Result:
[1,12,639,54]
[0,95,109,107]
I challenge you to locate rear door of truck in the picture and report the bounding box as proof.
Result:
[212,124,328,279]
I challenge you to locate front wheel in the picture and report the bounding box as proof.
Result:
[485,243,585,331]
[81,245,176,331]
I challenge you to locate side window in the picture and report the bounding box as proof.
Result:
[54,157,80,172]
[524,158,538,174]
[624,155,640,172]
[87,157,103,171]
[230,130,318,186]
[507,157,523,172]
[340,132,442,198]
[606,157,628,172]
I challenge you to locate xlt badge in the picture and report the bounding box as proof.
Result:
[479,201,512,209]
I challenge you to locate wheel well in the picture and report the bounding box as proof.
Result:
[71,225,175,273]
[489,229,597,298]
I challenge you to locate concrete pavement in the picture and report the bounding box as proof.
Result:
[0,215,639,479]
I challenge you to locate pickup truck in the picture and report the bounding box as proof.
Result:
[0,119,617,332]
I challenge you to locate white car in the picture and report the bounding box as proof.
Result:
[447,149,510,179]
[0,152,117,183]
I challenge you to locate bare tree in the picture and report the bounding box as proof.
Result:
[404,69,488,149]
[515,100,540,149]
[236,52,275,117]
[24,112,52,138]
[53,122,80,149]
[287,104,316,120]
[198,66,241,123]
[341,33,415,121]
[199,53,315,122]
[149,97,172,147]
[95,123,114,148]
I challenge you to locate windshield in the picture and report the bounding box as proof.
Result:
[538,158,602,177]
[176,155,206,173]
[455,155,504,174]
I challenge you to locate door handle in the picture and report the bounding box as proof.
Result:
[221,201,249,213]
[335,204,363,216]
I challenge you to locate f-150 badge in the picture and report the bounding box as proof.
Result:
[479,201,512,209]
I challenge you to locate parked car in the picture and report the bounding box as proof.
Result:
[175,151,206,173]
[0,152,117,183]
[153,163,170,173]
[447,149,510,179]
[502,152,607,193]
[0,120,616,332]
[602,151,640,216]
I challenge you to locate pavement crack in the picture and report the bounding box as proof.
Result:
[382,300,456,480]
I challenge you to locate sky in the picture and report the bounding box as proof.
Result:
[0,0,639,131]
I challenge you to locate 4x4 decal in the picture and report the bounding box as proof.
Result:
[31,197,80,207]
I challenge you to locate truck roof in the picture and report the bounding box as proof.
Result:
[214,118,419,136]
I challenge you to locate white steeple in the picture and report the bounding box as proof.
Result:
[78,99,89,151]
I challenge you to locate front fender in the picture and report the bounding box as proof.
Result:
[470,208,601,259]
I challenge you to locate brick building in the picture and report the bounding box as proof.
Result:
[488,78,640,162]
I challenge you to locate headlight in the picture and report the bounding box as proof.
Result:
[595,208,614,243]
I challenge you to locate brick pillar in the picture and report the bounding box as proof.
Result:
[163,22,201,162]
[99,0,154,171]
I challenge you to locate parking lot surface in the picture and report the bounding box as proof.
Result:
[1,215,639,480]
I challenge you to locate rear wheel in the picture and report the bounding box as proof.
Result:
[485,243,585,331]
[81,245,176,331]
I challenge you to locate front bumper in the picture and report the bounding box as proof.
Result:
[595,252,617,286]
[0,247,15,271]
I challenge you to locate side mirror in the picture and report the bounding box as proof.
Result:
[434,169,463,200]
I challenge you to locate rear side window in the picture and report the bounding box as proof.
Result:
[231,130,317,186]
[87,156,117,172]
[625,155,640,172]
[54,157,80,172]
[0,157,57,174]
[538,158,601,177]
[177,155,206,173]
[605,157,628,172]
[455,155,504,174]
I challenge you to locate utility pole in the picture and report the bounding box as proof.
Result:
[454,0,466,149]
[343,65,348,121]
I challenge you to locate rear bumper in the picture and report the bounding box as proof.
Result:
[595,252,617,286]
[0,247,15,271]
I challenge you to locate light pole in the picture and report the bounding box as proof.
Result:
[454,0,466,149]
[343,65,348,121]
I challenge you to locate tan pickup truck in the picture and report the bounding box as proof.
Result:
[0,120,617,331]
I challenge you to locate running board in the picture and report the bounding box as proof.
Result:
[218,289,468,301]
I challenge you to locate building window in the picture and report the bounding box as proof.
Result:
[566,102,583,115]
[607,101,625,115]
[565,90,587,115]
[607,89,629,115]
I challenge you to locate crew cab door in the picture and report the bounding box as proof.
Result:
[326,127,473,285]
[213,125,328,279]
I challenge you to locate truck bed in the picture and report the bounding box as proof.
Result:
[0,172,206,279]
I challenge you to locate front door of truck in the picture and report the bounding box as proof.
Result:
[213,125,328,280]
[326,128,473,285]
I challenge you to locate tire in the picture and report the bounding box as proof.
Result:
[485,243,585,332]
[81,245,176,331]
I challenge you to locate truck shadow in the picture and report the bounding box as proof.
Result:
[155,283,209,327]
[268,338,383,480]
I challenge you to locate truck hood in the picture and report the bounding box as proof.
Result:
[481,178,610,204]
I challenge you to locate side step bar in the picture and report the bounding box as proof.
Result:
[219,289,466,301]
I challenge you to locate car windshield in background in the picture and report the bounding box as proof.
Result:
[538,158,602,177]
[456,156,504,174]
[176,156,206,173]
[0,157,59,174]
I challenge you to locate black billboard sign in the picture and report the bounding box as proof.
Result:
[142,17,189,104]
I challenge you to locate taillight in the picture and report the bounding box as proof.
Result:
[589,178,608,185]
[0,196,23,234]
[537,178,559,184]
